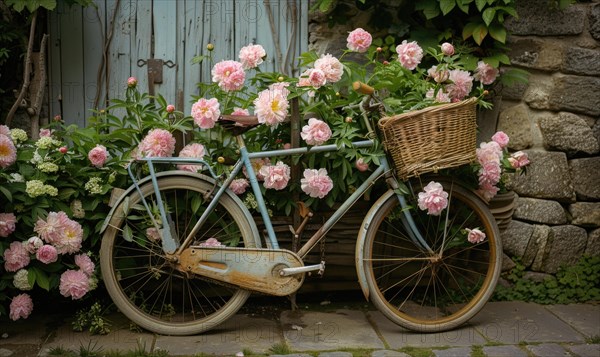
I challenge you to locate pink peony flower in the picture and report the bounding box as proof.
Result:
[346,28,372,53]
[34,211,70,244]
[177,143,205,172]
[427,65,449,83]
[127,77,137,88]
[191,97,221,129]
[441,42,455,56]
[301,168,333,198]
[9,293,33,321]
[426,88,451,103]
[238,44,266,69]
[231,107,250,116]
[254,88,289,126]
[260,161,291,190]
[355,158,369,172]
[477,183,500,201]
[301,118,332,146]
[230,178,249,195]
[166,104,175,113]
[244,158,270,181]
[474,61,499,85]
[478,161,502,187]
[0,125,10,136]
[314,54,343,83]
[395,40,423,70]
[75,254,95,276]
[139,129,176,157]
[4,241,30,272]
[25,236,43,254]
[466,228,486,244]
[491,131,510,149]
[36,244,58,264]
[88,144,108,168]
[212,60,246,91]
[509,151,530,169]
[0,134,17,169]
[199,237,223,247]
[447,69,473,101]
[59,269,90,299]
[417,181,449,216]
[54,218,83,254]
[39,128,53,137]
[0,212,17,237]
[308,69,327,88]
[477,141,503,165]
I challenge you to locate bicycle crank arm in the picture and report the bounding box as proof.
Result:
[178,247,305,296]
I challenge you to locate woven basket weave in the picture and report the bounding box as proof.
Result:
[378,97,478,180]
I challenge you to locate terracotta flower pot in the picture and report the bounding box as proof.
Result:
[488,190,516,232]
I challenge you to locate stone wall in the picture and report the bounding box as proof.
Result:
[308,0,600,278]
[499,0,600,276]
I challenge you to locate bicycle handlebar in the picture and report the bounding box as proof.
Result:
[353,81,375,95]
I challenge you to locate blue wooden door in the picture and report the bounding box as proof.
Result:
[48,0,308,127]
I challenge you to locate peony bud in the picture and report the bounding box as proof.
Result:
[441,42,454,56]
[166,104,175,113]
[127,77,137,88]
[207,43,214,51]
[59,146,68,154]
[345,117,353,123]
[376,47,382,52]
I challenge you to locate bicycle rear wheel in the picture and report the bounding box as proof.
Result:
[100,175,258,335]
[361,178,501,332]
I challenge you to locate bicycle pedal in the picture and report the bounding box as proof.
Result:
[280,261,325,277]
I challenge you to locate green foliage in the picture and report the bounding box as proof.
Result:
[72,302,111,335]
[5,0,94,13]
[494,255,600,304]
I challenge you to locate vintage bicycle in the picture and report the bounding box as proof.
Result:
[99,82,502,336]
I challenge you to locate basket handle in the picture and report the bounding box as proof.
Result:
[352,81,375,95]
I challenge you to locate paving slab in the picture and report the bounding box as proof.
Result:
[432,346,472,357]
[317,352,353,357]
[371,350,410,357]
[280,309,385,351]
[567,344,600,357]
[368,311,486,348]
[0,313,52,345]
[525,343,571,356]
[545,304,600,338]
[39,313,155,356]
[481,345,528,357]
[155,313,282,356]
[469,301,586,344]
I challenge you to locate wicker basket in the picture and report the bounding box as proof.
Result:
[378,97,478,180]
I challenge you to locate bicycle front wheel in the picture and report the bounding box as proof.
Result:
[361,178,501,332]
[100,175,258,335]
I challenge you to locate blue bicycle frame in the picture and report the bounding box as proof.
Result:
[127,136,432,258]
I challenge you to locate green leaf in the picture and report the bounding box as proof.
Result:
[488,23,507,43]
[34,268,50,291]
[482,7,496,26]
[0,186,11,202]
[462,22,479,40]
[475,0,487,11]
[440,0,456,15]
[123,224,133,242]
[472,24,489,45]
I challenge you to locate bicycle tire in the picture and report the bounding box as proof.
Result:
[359,178,502,332]
[100,175,257,335]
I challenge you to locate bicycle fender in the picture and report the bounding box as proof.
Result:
[355,188,396,302]
[100,171,262,248]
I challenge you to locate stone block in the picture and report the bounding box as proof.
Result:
[513,197,567,225]
[585,228,600,256]
[590,3,600,41]
[592,119,600,145]
[540,225,587,274]
[522,271,553,283]
[538,112,600,156]
[569,202,600,227]
[569,157,600,200]
[531,230,549,272]
[548,75,600,116]
[508,151,575,202]
[508,38,563,71]
[499,78,528,101]
[563,47,600,76]
[502,253,517,271]
[523,76,553,111]
[501,220,534,259]
[506,0,585,35]
[524,225,551,268]
[496,103,533,150]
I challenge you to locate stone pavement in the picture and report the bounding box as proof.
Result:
[0,300,598,357]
